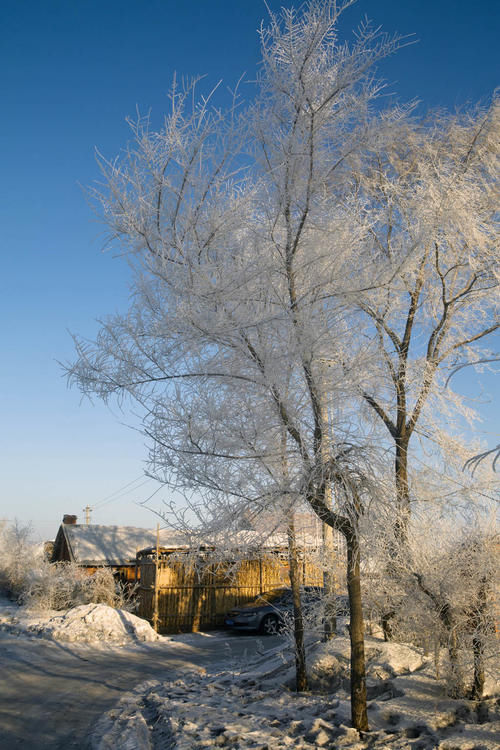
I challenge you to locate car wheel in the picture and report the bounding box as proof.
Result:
[260,613,281,635]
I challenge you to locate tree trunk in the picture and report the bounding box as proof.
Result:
[413,574,465,698]
[306,490,369,730]
[381,435,410,641]
[322,522,337,640]
[394,436,410,546]
[320,401,336,640]
[381,610,395,642]
[436,603,464,697]
[469,577,488,700]
[447,627,465,697]
[471,634,485,700]
[287,517,308,692]
[346,532,369,732]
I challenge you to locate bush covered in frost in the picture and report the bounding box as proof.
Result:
[0,521,137,612]
[0,520,39,598]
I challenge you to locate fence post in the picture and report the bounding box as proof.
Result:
[152,524,160,633]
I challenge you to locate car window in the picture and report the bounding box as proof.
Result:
[274,593,293,606]
[302,586,323,600]
[252,588,290,606]
[250,586,324,608]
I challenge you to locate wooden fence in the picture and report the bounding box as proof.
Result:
[136,551,323,633]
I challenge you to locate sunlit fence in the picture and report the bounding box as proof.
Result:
[136,549,323,633]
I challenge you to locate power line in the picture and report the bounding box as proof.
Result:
[137,483,165,507]
[93,475,147,506]
[92,480,153,511]
[94,478,153,511]
[92,476,152,511]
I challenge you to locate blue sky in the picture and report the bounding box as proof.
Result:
[1,0,498,540]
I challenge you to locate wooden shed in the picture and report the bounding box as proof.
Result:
[51,518,188,582]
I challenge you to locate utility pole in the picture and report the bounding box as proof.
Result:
[83,505,92,525]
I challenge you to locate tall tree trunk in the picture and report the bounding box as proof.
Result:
[322,522,337,640]
[320,401,337,639]
[287,515,308,692]
[471,634,485,700]
[394,436,410,546]
[381,434,410,641]
[346,531,369,732]
[469,577,488,700]
[306,488,369,730]
[281,425,308,692]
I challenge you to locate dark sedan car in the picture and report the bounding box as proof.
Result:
[224,586,324,634]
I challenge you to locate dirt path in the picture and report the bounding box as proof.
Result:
[0,630,278,749]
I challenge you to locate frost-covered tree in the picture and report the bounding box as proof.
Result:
[68,0,414,731]
[364,508,498,699]
[0,520,37,598]
[349,103,499,544]
[0,521,135,611]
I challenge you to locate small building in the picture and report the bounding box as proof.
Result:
[51,516,188,582]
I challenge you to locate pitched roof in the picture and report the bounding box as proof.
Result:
[201,528,321,551]
[52,516,326,567]
[54,524,189,566]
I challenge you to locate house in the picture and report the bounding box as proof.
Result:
[50,512,337,633]
[50,515,188,581]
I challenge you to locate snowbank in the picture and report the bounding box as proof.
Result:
[28,603,161,643]
[0,596,162,644]
[91,672,352,750]
[307,636,426,693]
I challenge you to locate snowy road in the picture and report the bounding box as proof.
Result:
[0,630,281,749]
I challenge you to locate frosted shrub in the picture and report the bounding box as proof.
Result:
[21,561,88,611]
[0,521,39,598]
[80,567,138,612]
[0,521,137,612]
[364,518,499,699]
[20,562,137,612]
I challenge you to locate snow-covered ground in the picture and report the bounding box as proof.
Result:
[1,597,498,749]
[91,634,499,749]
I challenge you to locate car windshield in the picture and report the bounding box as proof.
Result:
[249,586,324,608]
[251,588,290,606]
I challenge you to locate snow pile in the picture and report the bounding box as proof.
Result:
[90,637,500,749]
[364,642,426,675]
[307,637,426,693]
[27,603,161,643]
[0,596,162,644]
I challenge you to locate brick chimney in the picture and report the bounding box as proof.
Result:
[63,514,77,525]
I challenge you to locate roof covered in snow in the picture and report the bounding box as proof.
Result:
[52,515,326,567]
[199,529,322,551]
[53,524,190,566]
